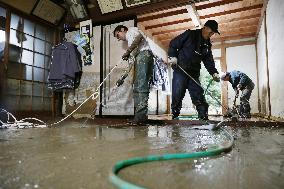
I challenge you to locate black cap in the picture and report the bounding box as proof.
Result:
[204,20,220,35]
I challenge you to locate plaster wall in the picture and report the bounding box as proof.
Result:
[226,45,258,113]
[265,0,284,118]
[256,20,269,115]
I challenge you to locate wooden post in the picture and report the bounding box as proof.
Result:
[255,43,261,113]
[264,12,271,118]
[166,95,171,115]
[220,42,228,115]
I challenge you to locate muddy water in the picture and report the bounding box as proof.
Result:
[0,122,283,189]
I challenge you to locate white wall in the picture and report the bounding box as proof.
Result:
[265,0,284,118]
[226,45,258,113]
[256,20,269,115]
[256,0,284,118]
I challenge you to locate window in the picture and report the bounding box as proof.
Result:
[0,7,6,62]
[5,13,55,111]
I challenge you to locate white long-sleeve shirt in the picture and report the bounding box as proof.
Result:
[125,27,151,55]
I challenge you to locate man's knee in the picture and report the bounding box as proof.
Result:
[192,99,208,107]
[240,96,249,104]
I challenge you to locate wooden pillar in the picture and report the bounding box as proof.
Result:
[264,12,271,117]
[166,95,170,115]
[220,43,228,115]
[255,43,261,113]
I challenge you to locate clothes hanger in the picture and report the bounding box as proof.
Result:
[53,39,68,49]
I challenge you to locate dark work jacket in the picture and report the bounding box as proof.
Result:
[168,29,218,78]
[48,41,81,91]
[49,41,80,80]
[229,70,254,90]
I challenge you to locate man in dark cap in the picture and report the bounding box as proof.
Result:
[168,20,220,120]
[221,70,255,118]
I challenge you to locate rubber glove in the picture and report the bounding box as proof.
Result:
[212,73,220,82]
[168,56,178,65]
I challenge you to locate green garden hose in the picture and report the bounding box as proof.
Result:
[176,115,199,120]
[109,128,234,189]
[204,79,214,95]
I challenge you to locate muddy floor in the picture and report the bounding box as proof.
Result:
[0,119,283,189]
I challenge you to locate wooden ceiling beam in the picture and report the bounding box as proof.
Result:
[216,13,260,25]
[186,3,202,28]
[89,0,190,24]
[157,25,257,41]
[144,4,262,30]
[218,25,258,36]
[152,26,193,36]
[161,33,256,48]
[212,33,256,42]
[138,0,243,22]
[196,0,243,10]
[199,4,263,19]
[212,40,256,49]
[145,18,191,30]
[256,0,269,37]
[138,9,187,23]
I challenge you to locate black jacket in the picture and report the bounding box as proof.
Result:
[168,29,218,78]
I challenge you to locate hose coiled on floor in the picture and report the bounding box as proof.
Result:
[109,128,234,189]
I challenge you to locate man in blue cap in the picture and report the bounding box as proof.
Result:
[168,20,220,120]
[221,71,255,118]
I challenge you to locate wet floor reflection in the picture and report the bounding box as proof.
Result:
[0,122,283,189]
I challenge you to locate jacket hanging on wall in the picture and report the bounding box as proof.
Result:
[48,41,82,91]
[150,56,170,94]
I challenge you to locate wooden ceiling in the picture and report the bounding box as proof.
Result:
[87,0,265,49]
[0,0,265,50]
[88,0,194,23]
[137,0,264,49]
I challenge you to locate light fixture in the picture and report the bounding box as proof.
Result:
[186,3,202,28]
[67,0,88,19]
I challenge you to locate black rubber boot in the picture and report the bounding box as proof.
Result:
[239,102,251,118]
[133,92,149,123]
[196,104,209,120]
[172,114,179,120]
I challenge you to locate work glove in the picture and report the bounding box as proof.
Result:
[212,73,220,82]
[122,50,131,61]
[237,84,242,90]
[167,56,178,66]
